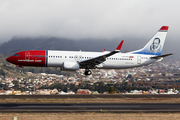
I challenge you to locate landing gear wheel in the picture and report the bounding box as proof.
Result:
[84,70,92,76]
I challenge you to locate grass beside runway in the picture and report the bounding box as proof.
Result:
[0,98,180,103]
[0,113,180,120]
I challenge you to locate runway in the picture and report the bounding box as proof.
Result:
[1,103,180,112]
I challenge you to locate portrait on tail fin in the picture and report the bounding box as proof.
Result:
[150,38,161,53]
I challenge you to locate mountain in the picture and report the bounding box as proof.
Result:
[0,37,47,54]
[0,37,121,54]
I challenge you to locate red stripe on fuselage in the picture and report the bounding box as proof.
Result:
[7,50,46,67]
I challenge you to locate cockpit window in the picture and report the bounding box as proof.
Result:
[13,54,20,56]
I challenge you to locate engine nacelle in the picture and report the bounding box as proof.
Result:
[62,61,79,71]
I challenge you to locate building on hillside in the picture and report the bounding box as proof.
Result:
[6,90,13,95]
[0,90,6,95]
[76,89,91,95]
[59,91,75,95]
[51,89,58,94]
[12,90,21,95]
[38,89,51,95]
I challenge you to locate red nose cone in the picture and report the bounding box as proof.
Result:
[6,57,11,63]
[6,56,14,64]
[6,56,17,65]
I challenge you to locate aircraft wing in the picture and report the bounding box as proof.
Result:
[79,40,124,68]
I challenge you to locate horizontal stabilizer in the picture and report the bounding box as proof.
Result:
[150,53,173,59]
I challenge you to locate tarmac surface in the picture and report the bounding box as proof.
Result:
[0,103,180,112]
[0,95,180,112]
[0,94,180,99]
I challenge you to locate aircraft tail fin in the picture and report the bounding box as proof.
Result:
[128,26,169,55]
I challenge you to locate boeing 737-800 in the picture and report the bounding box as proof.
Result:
[6,26,172,75]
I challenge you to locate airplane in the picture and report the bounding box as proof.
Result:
[6,26,172,76]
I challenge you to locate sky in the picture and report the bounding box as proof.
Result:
[0,0,179,43]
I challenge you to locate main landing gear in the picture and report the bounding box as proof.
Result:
[84,69,92,76]
[84,66,92,76]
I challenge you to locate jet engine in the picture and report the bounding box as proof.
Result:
[62,61,79,71]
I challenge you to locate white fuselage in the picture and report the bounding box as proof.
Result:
[47,50,158,69]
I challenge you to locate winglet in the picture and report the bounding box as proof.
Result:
[102,49,106,52]
[115,40,124,51]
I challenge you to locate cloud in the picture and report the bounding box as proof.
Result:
[0,0,179,43]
